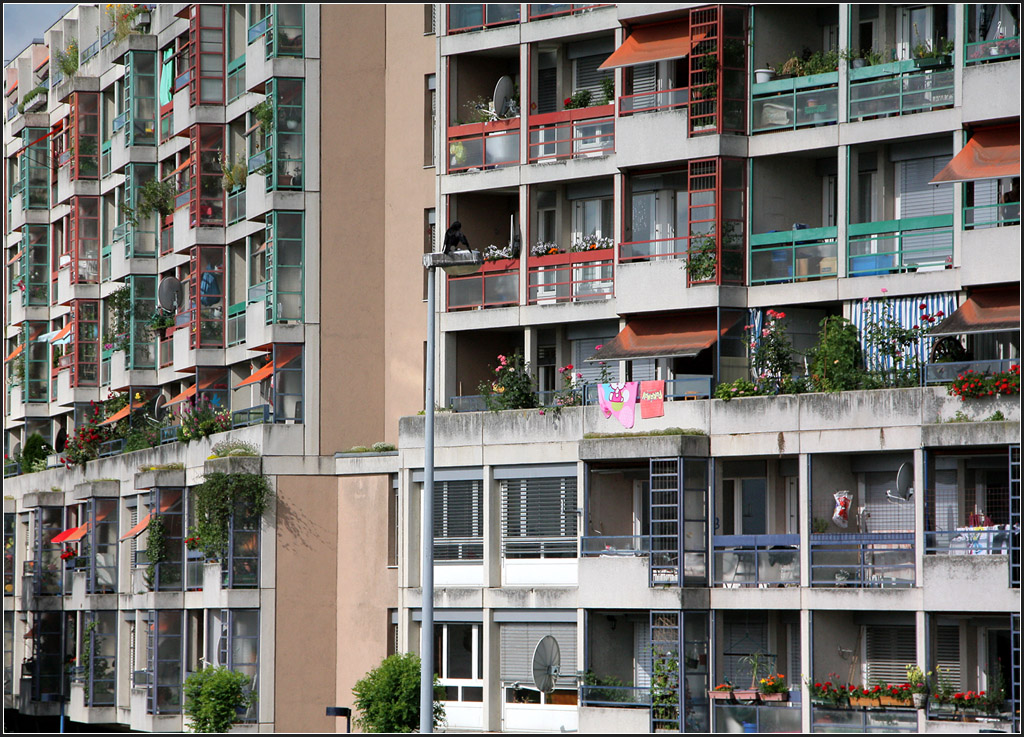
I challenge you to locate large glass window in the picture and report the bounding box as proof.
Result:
[434,623,484,702]
[267,78,303,191]
[3,513,13,597]
[87,499,118,594]
[270,5,304,58]
[266,211,303,323]
[22,225,49,306]
[125,50,157,146]
[148,609,183,713]
[272,343,303,424]
[71,92,100,180]
[190,4,226,106]
[20,127,49,208]
[190,246,226,348]
[191,124,225,227]
[71,196,101,284]
[208,609,259,719]
[25,322,49,403]
[222,499,260,588]
[84,610,117,706]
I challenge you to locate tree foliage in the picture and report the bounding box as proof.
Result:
[183,665,254,733]
[352,653,445,733]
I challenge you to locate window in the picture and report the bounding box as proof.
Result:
[425,75,436,167]
[501,476,578,559]
[572,197,613,247]
[434,480,483,561]
[222,497,260,588]
[388,476,399,567]
[499,623,577,703]
[148,610,184,713]
[423,209,435,299]
[84,611,117,706]
[864,625,915,684]
[434,623,483,702]
[208,609,259,719]
[267,78,304,190]
[424,4,436,35]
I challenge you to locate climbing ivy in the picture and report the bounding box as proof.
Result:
[144,514,168,588]
[189,473,272,561]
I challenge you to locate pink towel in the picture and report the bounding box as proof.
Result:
[598,382,638,429]
[639,380,665,418]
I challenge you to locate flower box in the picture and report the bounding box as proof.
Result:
[759,692,789,702]
[878,694,909,707]
[480,258,520,273]
[733,688,759,702]
[849,695,879,708]
[913,54,951,69]
[708,690,735,702]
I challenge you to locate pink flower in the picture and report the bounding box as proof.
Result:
[595,344,603,350]
[880,287,888,294]
[776,312,785,319]
[862,296,869,303]
[538,409,545,416]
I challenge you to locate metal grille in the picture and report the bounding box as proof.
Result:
[650,459,681,586]
[650,611,681,732]
[501,477,578,558]
[1012,613,1020,734]
[1011,445,1020,588]
[434,480,483,561]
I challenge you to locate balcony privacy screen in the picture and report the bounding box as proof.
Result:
[499,623,577,683]
[434,480,483,561]
[501,477,578,558]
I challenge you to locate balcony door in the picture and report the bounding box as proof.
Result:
[722,478,767,535]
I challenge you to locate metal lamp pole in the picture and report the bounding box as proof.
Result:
[420,250,481,733]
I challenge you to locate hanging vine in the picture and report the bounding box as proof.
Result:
[81,620,98,700]
[189,473,272,561]
[144,513,168,588]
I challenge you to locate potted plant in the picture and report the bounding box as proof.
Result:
[913,38,955,68]
[563,89,593,110]
[736,651,771,702]
[757,673,789,702]
[708,682,735,701]
[907,664,930,709]
[754,67,776,84]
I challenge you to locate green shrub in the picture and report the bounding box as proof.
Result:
[210,439,259,457]
[479,350,537,411]
[183,665,255,732]
[808,316,863,392]
[20,433,51,473]
[714,378,766,401]
[352,653,445,733]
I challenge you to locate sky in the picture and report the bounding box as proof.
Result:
[4,4,75,66]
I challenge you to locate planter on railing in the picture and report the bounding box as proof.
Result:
[750,227,838,284]
[849,59,954,121]
[446,258,519,310]
[751,72,839,133]
[447,118,520,173]
[527,248,613,304]
[527,105,615,163]
[847,215,953,277]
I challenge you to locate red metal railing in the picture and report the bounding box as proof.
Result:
[447,118,520,173]
[527,248,614,304]
[447,4,520,33]
[618,87,689,116]
[527,4,611,21]
[527,106,614,163]
[446,258,519,311]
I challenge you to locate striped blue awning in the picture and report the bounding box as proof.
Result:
[850,292,959,371]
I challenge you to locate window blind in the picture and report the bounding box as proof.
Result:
[864,625,916,684]
[434,479,483,561]
[501,477,578,558]
[574,54,613,99]
[935,624,963,691]
[499,623,577,683]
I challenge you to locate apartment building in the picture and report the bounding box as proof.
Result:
[379,3,1021,734]
[3,4,434,732]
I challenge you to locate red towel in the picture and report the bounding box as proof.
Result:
[639,380,665,418]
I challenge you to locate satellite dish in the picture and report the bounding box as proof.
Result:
[493,75,515,119]
[887,462,914,503]
[152,395,166,421]
[532,635,561,694]
[157,276,183,313]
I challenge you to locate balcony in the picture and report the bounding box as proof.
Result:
[749,227,838,285]
[527,4,611,21]
[527,106,614,163]
[447,119,520,174]
[618,87,689,117]
[924,357,1019,385]
[964,201,1020,230]
[965,36,1020,65]
[809,533,914,588]
[714,701,802,733]
[848,59,954,121]
[447,4,520,34]
[446,259,519,311]
[712,535,799,588]
[751,72,839,133]
[527,248,613,304]
[847,215,953,277]
[810,705,916,733]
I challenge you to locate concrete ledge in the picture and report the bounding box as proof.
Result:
[921,420,1021,448]
[21,491,66,508]
[578,433,708,461]
[203,456,263,476]
[922,555,1018,612]
[72,480,120,500]
[134,469,186,489]
[579,705,651,734]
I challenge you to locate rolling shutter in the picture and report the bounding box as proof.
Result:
[899,156,953,218]
[499,623,577,683]
[537,67,557,114]
[574,54,613,99]
[573,337,613,383]
[864,625,916,684]
[501,477,578,559]
[935,625,964,691]
[434,480,483,561]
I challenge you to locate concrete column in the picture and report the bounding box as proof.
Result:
[483,464,500,588]
[837,146,849,278]
[916,610,928,732]
[801,609,812,733]
[519,183,529,305]
[913,448,925,582]
[837,4,849,124]
[482,609,501,732]
[950,129,964,269]
[440,329,457,408]
[524,327,537,382]
[799,453,810,588]
[953,4,965,106]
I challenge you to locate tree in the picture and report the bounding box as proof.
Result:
[352,653,445,733]
[183,665,255,733]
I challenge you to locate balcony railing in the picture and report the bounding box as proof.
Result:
[924,357,1019,385]
[581,535,650,556]
[963,201,1021,230]
[232,404,270,428]
[810,705,917,733]
[925,525,1015,555]
[158,336,172,368]
[528,4,611,21]
[160,425,180,444]
[749,227,838,285]
[101,28,115,48]
[580,684,652,708]
[809,533,915,587]
[98,438,126,458]
[712,534,800,587]
[112,111,129,133]
[965,36,1020,64]
[448,4,520,33]
[618,87,688,116]
[159,106,173,143]
[248,149,271,174]
[446,259,519,311]
[112,222,129,243]
[848,59,954,121]
[247,16,270,44]
[527,249,614,304]
[447,118,520,173]
[227,188,246,225]
[227,306,246,346]
[847,215,953,277]
[527,106,614,163]
[751,72,839,133]
[715,702,802,733]
[82,41,100,63]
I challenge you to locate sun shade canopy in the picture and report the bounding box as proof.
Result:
[120,514,151,540]
[598,20,707,70]
[165,384,196,406]
[64,524,90,543]
[929,286,1020,337]
[235,345,301,387]
[930,125,1020,184]
[51,525,84,544]
[586,311,741,361]
[4,344,24,363]
[99,401,146,426]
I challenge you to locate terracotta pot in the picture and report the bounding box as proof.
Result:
[733,688,759,702]
[849,695,879,708]
[708,690,735,702]
[759,692,789,702]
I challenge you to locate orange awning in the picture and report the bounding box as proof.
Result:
[5,80,17,96]
[51,525,84,544]
[930,286,1020,337]
[599,20,707,70]
[166,156,192,178]
[4,344,24,363]
[120,513,151,541]
[99,401,145,426]
[51,323,72,343]
[931,125,1021,184]
[6,250,22,266]
[235,345,301,387]
[35,55,50,72]
[587,310,742,361]
[165,384,197,406]
[64,524,90,542]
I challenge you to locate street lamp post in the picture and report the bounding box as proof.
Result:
[420,249,481,733]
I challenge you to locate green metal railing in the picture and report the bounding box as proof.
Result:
[227,188,246,225]
[847,214,953,277]
[963,201,1021,230]
[965,36,1020,64]
[749,227,838,284]
[848,59,954,121]
[751,72,838,133]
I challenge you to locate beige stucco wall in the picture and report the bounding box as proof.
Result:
[336,474,399,727]
[275,475,339,732]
